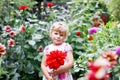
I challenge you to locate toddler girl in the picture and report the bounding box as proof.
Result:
[41,22,74,80]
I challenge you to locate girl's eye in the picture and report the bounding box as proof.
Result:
[60,34,64,36]
[54,32,58,35]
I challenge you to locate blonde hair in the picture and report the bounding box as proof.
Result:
[50,22,69,38]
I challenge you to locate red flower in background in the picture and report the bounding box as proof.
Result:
[85,57,110,80]
[88,61,101,72]
[92,17,99,22]
[37,45,43,52]
[92,23,101,27]
[46,50,66,70]
[99,13,107,25]
[88,35,93,41]
[76,31,81,36]
[19,5,28,10]
[47,2,55,8]
[86,71,109,80]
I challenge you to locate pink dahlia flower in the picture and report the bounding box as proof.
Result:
[9,31,16,38]
[0,43,6,56]
[116,46,120,55]
[4,25,12,32]
[7,39,15,47]
[88,27,97,35]
[19,25,26,32]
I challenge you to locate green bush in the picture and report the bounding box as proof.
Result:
[0,0,120,80]
[107,0,120,21]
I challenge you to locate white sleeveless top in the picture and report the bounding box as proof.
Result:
[42,43,73,80]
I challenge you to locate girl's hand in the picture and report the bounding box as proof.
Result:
[46,75,54,80]
[48,71,56,80]
[50,69,59,77]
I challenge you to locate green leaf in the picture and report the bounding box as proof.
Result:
[24,61,34,74]
[34,52,43,62]
[27,27,35,34]
[28,40,36,46]
[32,34,43,42]
[11,73,20,80]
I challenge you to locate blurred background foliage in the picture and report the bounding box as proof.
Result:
[0,0,120,80]
[107,0,120,22]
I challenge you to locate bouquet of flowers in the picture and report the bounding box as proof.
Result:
[46,50,66,70]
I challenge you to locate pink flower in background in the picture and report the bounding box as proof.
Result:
[19,25,26,32]
[116,46,120,55]
[85,57,110,80]
[37,45,43,52]
[0,43,6,56]
[19,5,28,10]
[88,27,97,35]
[4,25,12,32]
[102,50,118,67]
[7,39,15,47]
[9,31,16,38]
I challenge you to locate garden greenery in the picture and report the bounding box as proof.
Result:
[107,0,120,22]
[0,0,120,80]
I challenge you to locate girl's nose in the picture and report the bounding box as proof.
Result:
[56,34,60,38]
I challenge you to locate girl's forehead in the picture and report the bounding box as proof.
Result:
[53,30,64,33]
[52,30,66,35]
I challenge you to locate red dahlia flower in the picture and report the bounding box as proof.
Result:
[91,17,99,22]
[37,45,43,52]
[88,61,101,72]
[76,31,81,36]
[86,57,110,80]
[88,35,93,41]
[47,2,55,8]
[92,23,101,27]
[19,5,28,10]
[99,13,107,25]
[46,50,66,70]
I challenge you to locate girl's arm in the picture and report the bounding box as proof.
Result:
[52,50,74,76]
[41,54,54,80]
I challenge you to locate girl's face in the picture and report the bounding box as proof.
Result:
[50,30,66,45]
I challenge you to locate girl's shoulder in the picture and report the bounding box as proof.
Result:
[64,43,71,46]
[64,43,72,47]
[64,43,73,51]
[43,44,52,53]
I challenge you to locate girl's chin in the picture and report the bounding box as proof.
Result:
[53,43,62,45]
